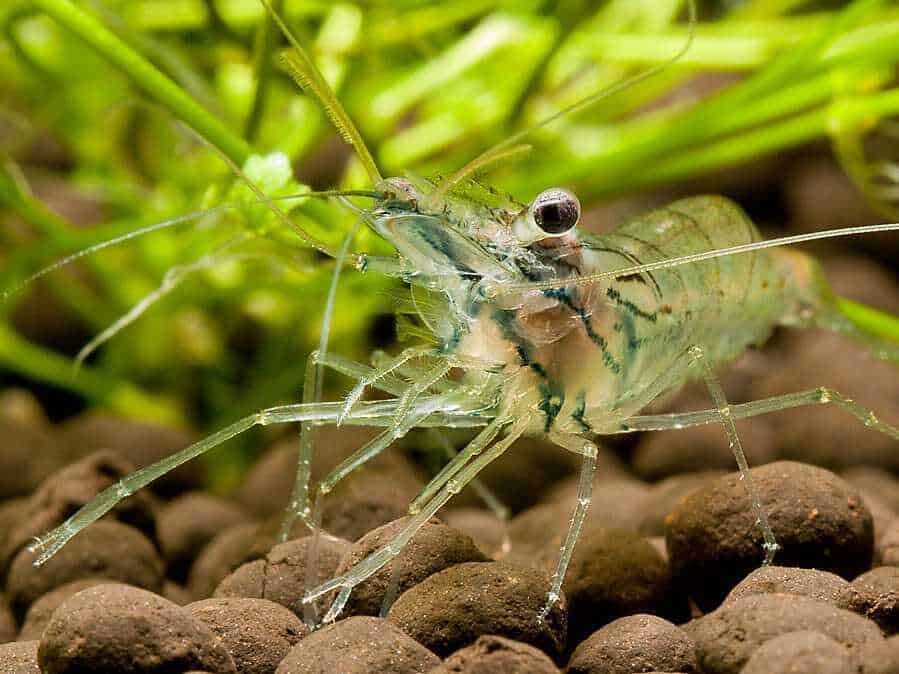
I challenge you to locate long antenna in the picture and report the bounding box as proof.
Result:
[486,222,899,296]
[434,0,698,198]
[1,190,382,303]
[259,0,383,186]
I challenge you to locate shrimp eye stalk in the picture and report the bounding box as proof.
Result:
[530,188,581,235]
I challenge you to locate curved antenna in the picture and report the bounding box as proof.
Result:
[259,0,383,186]
[435,0,698,198]
[73,234,256,370]
[1,209,223,303]
[1,190,383,303]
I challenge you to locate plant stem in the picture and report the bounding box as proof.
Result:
[837,297,899,343]
[31,0,252,166]
[243,0,282,142]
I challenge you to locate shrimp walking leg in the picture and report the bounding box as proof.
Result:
[688,345,778,562]
[305,417,528,624]
[375,428,514,618]
[614,389,899,440]
[539,431,598,622]
[303,420,424,625]
[338,346,434,423]
[302,393,458,623]
[279,349,413,540]
[434,432,511,522]
[29,395,490,567]
[407,419,508,515]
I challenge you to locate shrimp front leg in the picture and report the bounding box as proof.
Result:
[304,416,528,624]
[539,430,598,623]
[28,392,489,567]
[279,349,412,541]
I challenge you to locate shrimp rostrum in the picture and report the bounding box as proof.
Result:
[25,1,899,629]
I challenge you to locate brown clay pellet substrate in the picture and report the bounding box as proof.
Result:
[1,275,899,672]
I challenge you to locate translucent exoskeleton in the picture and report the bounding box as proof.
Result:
[18,0,899,631]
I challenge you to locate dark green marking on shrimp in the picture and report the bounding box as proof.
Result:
[571,391,592,433]
[543,287,623,375]
[606,286,657,323]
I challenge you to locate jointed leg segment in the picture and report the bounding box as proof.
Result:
[279,349,417,541]
[28,392,490,567]
[539,430,598,622]
[304,417,528,623]
[616,388,899,440]
[614,350,899,565]
[687,345,779,563]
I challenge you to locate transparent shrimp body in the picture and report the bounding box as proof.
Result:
[24,175,899,628]
[370,181,806,437]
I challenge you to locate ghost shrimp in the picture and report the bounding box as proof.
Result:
[26,172,899,624]
[22,0,899,629]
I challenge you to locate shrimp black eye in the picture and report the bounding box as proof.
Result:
[530,188,580,235]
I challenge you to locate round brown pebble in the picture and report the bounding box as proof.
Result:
[188,522,262,598]
[0,499,28,563]
[214,535,350,619]
[686,593,883,674]
[188,597,307,674]
[275,615,438,674]
[163,580,194,606]
[335,517,487,617]
[567,614,698,674]
[879,520,899,568]
[842,467,899,516]
[740,631,855,674]
[317,463,425,542]
[3,451,158,569]
[388,561,566,658]
[6,521,164,614]
[0,419,59,500]
[60,412,199,496]
[507,480,650,568]
[18,579,108,641]
[859,489,897,550]
[0,594,16,643]
[562,528,678,645]
[38,584,236,673]
[156,492,251,581]
[639,471,724,537]
[0,639,39,673]
[666,461,874,610]
[441,509,509,559]
[858,634,899,674]
[852,567,899,634]
[430,635,559,673]
[724,565,859,609]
